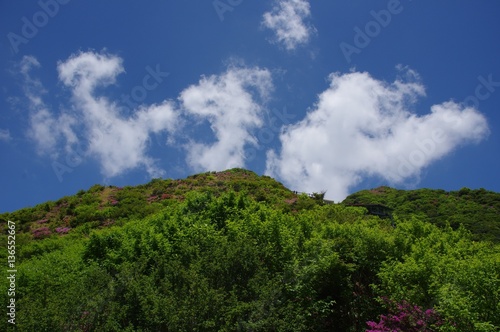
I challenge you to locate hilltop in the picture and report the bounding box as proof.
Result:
[0,168,297,238]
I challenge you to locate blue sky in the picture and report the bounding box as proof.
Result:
[1,0,499,212]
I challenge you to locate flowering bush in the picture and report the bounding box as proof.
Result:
[32,227,52,239]
[55,227,71,234]
[147,195,159,203]
[366,299,446,332]
[161,193,172,200]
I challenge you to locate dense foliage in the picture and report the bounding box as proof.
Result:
[1,170,499,331]
[343,186,500,243]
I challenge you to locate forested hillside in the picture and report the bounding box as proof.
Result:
[343,186,500,243]
[1,169,499,331]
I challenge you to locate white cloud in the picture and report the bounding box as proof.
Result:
[262,0,315,50]
[266,70,490,201]
[0,129,11,142]
[20,52,179,178]
[18,56,76,157]
[20,52,275,179]
[22,52,487,195]
[56,51,179,178]
[58,52,124,97]
[180,66,273,172]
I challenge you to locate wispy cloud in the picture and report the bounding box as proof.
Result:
[266,69,490,201]
[19,56,76,157]
[180,66,273,171]
[262,0,315,50]
[0,129,11,142]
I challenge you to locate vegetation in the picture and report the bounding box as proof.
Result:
[343,186,500,243]
[1,169,499,331]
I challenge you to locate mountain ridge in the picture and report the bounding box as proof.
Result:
[2,168,499,242]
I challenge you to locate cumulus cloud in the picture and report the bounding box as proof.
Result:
[57,51,178,178]
[266,70,490,201]
[262,0,315,50]
[21,52,179,178]
[180,66,273,172]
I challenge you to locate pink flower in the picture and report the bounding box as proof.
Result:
[32,227,52,239]
[55,227,71,234]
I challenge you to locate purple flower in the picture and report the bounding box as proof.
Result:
[32,227,52,239]
[55,227,71,234]
[366,298,446,332]
[147,195,159,202]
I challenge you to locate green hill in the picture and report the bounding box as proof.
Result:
[1,169,500,331]
[343,186,500,243]
[0,168,295,234]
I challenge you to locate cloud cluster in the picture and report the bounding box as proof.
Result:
[266,70,490,201]
[262,0,315,50]
[21,52,272,179]
[19,53,490,199]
